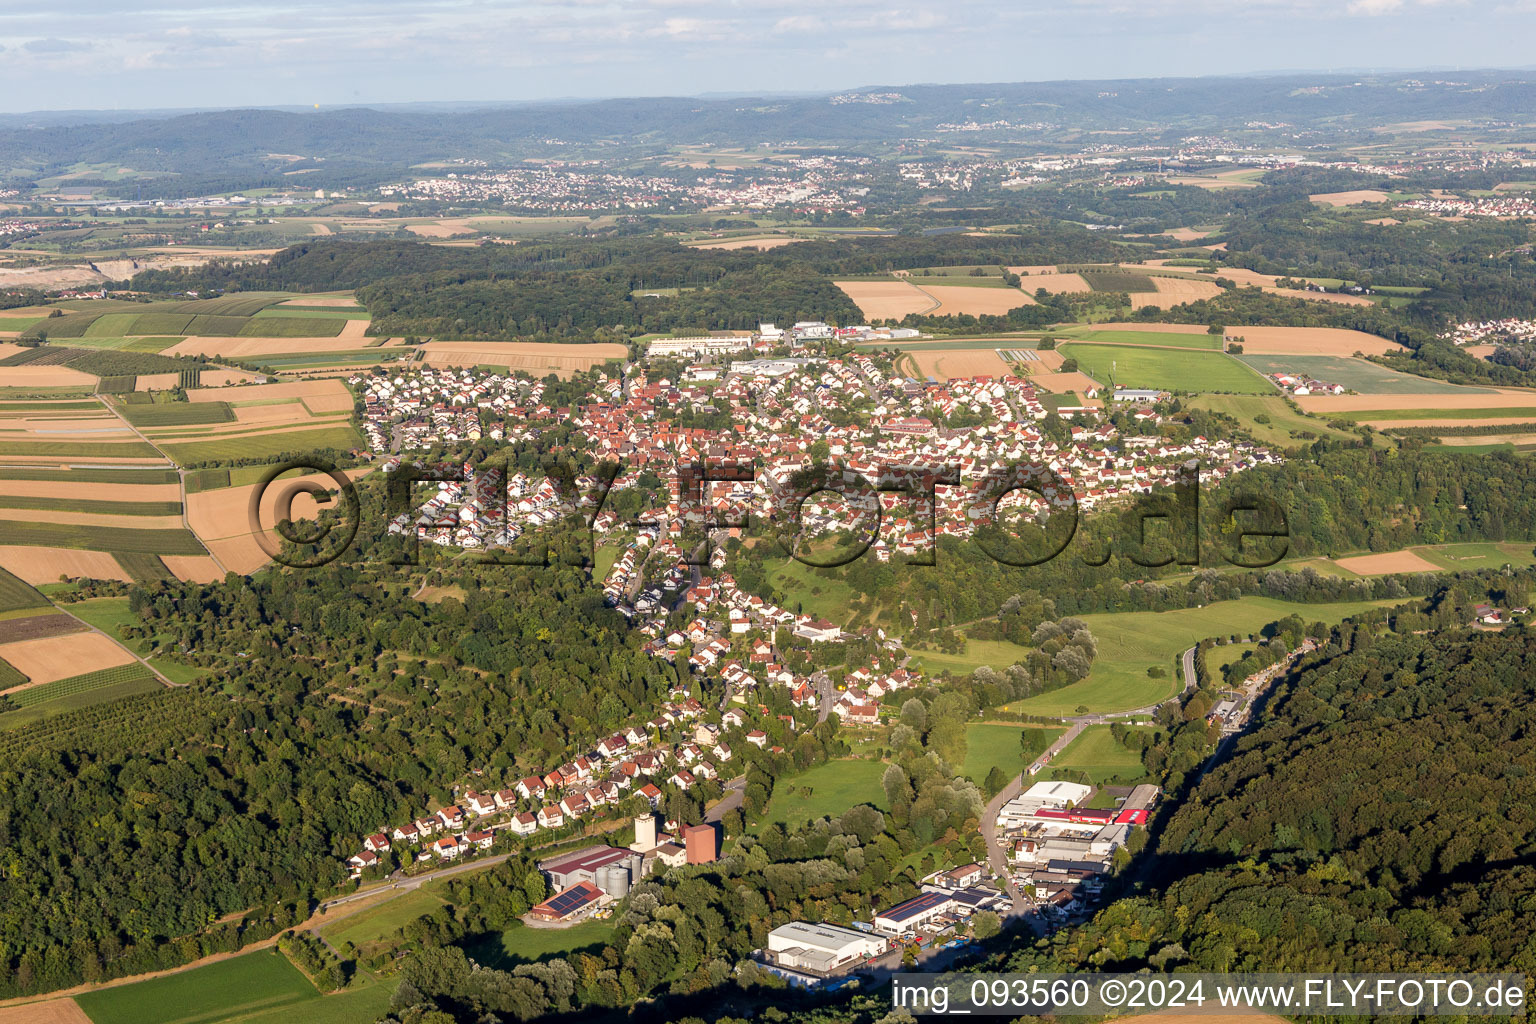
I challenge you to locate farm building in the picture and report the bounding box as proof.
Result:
[529,881,605,923]
[540,845,644,895]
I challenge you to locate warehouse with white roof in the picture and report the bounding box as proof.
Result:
[766,921,886,974]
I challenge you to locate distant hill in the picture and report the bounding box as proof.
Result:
[4,70,1536,198]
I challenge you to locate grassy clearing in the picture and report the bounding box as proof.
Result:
[160,424,364,465]
[1188,394,1357,445]
[960,723,1064,786]
[465,917,616,971]
[1041,725,1149,785]
[757,758,888,830]
[1007,595,1401,716]
[75,948,320,1024]
[1060,343,1270,394]
[908,639,1033,676]
[322,887,446,953]
[236,979,399,1024]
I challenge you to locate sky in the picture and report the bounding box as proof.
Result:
[2,0,1534,113]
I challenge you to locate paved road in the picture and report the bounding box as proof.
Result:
[705,774,747,823]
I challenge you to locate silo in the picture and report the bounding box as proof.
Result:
[601,863,631,898]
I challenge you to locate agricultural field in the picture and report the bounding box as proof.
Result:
[1060,343,1270,394]
[0,631,136,687]
[1130,276,1224,309]
[1330,542,1536,575]
[909,347,1012,379]
[756,758,888,830]
[1054,326,1220,350]
[1235,354,1484,396]
[1074,268,1158,293]
[74,948,322,1024]
[159,424,363,466]
[1040,726,1150,785]
[1231,326,1408,357]
[834,279,935,320]
[919,284,1033,316]
[0,547,133,584]
[0,521,203,556]
[0,567,48,613]
[1008,595,1402,716]
[416,341,627,378]
[1008,267,1092,295]
[186,467,368,574]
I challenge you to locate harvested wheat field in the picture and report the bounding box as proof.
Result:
[910,349,1012,380]
[686,236,806,250]
[160,554,225,583]
[923,285,1033,316]
[1232,326,1406,356]
[1031,370,1102,394]
[187,468,369,575]
[1268,288,1374,306]
[165,336,384,358]
[187,379,354,412]
[0,478,181,502]
[0,366,97,388]
[1007,268,1092,295]
[1162,227,1214,241]
[1464,344,1497,359]
[199,369,267,387]
[135,373,180,391]
[0,417,124,436]
[232,402,322,426]
[419,341,628,378]
[1366,217,1402,226]
[1294,390,1536,413]
[1028,348,1066,370]
[1333,550,1441,575]
[0,997,93,1024]
[834,280,934,320]
[0,343,26,358]
[1361,416,1536,429]
[0,547,134,583]
[338,318,370,340]
[1131,277,1223,309]
[1310,189,1390,206]
[0,632,137,687]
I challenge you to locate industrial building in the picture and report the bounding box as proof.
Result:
[995,780,1092,829]
[873,891,956,935]
[765,921,887,975]
[540,845,644,897]
[530,880,606,923]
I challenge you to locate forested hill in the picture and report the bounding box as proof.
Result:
[1036,626,1536,975]
[7,71,1536,196]
[125,231,1127,339]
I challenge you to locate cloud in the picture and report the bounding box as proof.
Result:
[23,37,89,54]
[1348,0,1405,12]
